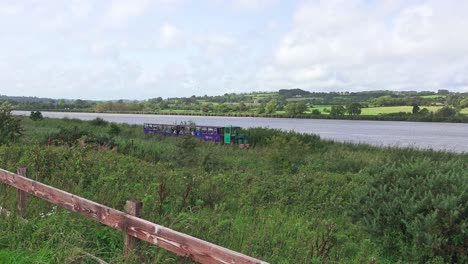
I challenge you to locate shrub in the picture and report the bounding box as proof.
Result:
[30,111,44,121]
[245,127,320,148]
[435,106,457,118]
[108,123,121,136]
[0,102,23,144]
[352,159,467,263]
[47,126,88,146]
[89,117,108,126]
[267,135,309,174]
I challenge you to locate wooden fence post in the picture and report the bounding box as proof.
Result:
[124,200,143,257]
[16,167,28,218]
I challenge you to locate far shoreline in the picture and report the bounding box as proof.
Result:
[13,108,468,124]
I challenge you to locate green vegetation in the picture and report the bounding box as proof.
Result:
[1,117,466,263]
[3,89,468,122]
[29,111,44,121]
[360,106,442,115]
[0,102,23,144]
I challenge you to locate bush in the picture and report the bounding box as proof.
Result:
[352,159,468,263]
[89,117,108,126]
[267,135,309,174]
[47,126,88,146]
[29,111,44,121]
[0,103,23,144]
[108,123,121,136]
[245,127,320,148]
[435,106,457,118]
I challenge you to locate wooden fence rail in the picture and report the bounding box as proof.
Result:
[0,167,268,264]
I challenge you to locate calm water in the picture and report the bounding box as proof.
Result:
[14,111,468,153]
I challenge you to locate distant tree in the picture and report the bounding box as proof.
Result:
[330,105,346,118]
[419,108,430,115]
[201,104,213,113]
[346,103,362,116]
[437,89,450,95]
[446,94,463,107]
[154,97,163,103]
[214,103,229,113]
[276,103,285,111]
[265,99,278,114]
[236,102,247,112]
[285,102,307,115]
[412,104,420,114]
[373,95,395,106]
[460,98,468,108]
[159,101,169,110]
[311,109,321,115]
[435,106,457,118]
[257,103,266,114]
[0,102,23,144]
[74,99,86,108]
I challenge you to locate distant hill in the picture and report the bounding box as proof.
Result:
[0,95,56,103]
[278,89,311,98]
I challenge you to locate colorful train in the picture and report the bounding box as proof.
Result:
[143,123,250,147]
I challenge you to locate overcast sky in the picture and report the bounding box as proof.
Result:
[1,0,468,100]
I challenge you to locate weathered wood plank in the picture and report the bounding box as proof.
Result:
[0,168,268,264]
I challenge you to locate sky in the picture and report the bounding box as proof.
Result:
[1,0,468,100]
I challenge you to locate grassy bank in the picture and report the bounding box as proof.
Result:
[0,117,467,263]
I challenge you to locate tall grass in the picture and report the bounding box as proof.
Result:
[0,117,466,263]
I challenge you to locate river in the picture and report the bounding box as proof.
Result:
[13,111,468,153]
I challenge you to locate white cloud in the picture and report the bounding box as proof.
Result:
[0,3,20,16]
[102,0,153,29]
[159,23,182,48]
[197,33,237,55]
[2,0,468,100]
[71,0,92,18]
[233,0,275,9]
[257,0,468,92]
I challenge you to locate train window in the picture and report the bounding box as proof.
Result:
[226,127,231,133]
[201,127,207,134]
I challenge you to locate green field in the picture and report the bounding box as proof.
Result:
[309,105,332,113]
[421,95,446,99]
[361,106,442,115]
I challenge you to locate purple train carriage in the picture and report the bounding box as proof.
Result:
[143,123,249,147]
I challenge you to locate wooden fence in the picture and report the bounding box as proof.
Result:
[0,167,268,264]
